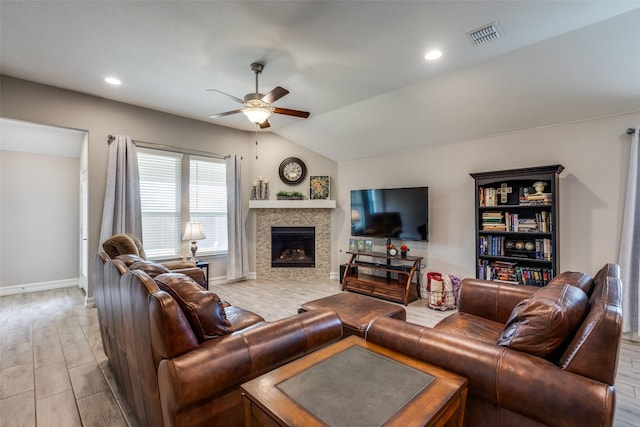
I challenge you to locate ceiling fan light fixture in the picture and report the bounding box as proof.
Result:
[242,99,274,124]
[243,107,272,124]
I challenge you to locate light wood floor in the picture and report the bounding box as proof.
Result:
[0,279,639,426]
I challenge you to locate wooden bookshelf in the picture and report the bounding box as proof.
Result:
[470,165,564,286]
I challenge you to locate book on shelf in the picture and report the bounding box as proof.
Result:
[481,211,505,230]
[520,192,552,206]
[477,260,552,287]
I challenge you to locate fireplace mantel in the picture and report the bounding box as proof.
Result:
[249,200,336,209]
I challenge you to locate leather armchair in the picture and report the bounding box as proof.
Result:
[365,264,622,427]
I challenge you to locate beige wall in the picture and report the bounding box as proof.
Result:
[0,75,338,297]
[337,112,639,280]
[0,150,80,288]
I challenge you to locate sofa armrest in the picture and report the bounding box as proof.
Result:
[157,309,342,418]
[457,278,538,323]
[169,267,206,287]
[366,317,615,427]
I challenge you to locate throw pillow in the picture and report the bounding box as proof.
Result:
[497,283,588,360]
[129,260,170,278]
[547,271,594,296]
[154,273,233,342]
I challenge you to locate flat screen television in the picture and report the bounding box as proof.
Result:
[350,187,428,241]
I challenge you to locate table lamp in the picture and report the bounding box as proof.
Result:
[182,222,206,262]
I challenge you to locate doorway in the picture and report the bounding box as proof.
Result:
[0,118,88,300]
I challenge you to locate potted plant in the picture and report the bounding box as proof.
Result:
[276,191,305,200]
[400,244,410,258]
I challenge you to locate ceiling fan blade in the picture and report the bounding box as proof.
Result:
[261,86,289,104]
[209,109,242,119]
[206,89,245,104]
[273,107,310,118]
[259,119,271,129]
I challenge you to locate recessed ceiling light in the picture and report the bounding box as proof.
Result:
[105,77,122,85]
[425,50,442,61]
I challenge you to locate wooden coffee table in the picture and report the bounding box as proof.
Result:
[241,336,467,427]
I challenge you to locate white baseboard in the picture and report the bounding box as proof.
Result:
[84,296,95,308]
[246,272,257,280]
[0,278,79,297]
[330,271,340,281]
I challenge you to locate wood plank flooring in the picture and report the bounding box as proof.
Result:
[0,279,638,426]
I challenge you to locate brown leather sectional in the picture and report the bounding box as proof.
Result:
[93,253,343,427]
[366,263,622,427]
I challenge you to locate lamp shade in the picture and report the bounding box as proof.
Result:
[182,222,206,241]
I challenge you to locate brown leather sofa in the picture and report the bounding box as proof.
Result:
[366,264,622,427]
[93,253,343,427]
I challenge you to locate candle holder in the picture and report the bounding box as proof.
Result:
[250,185,258,200]
[262,181,270,200]
[257,180,264,200]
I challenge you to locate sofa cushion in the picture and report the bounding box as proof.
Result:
[548,271,594,296]
[497,283,588,360]
[129,260,171,277]
[154,273,233,342]
[434,312,505,344]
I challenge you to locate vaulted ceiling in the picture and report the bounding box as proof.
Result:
[1,1,639,161]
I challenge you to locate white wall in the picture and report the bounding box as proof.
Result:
[337,112,639,280]
[0,150,79,288]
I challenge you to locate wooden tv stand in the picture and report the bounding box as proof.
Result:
[342,251,422,305]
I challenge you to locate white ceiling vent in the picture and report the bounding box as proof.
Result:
[466,21,503,46]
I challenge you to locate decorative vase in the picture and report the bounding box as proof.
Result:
[401,251,407,258]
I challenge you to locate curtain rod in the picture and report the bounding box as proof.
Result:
[107,134,230,159]
[627,128,636,135]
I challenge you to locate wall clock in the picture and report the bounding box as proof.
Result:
[279,157,307,185]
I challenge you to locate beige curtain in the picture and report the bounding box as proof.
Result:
[98,135,142,249]
[226,154,249,281]
[619,127,640,339]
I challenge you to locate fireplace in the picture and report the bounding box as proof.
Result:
[271,226,315,268]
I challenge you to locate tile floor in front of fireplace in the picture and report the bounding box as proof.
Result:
[1,280,639,426]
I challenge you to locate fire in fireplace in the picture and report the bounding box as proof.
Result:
[271,226,315,268]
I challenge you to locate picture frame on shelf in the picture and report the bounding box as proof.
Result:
[310,176,330,200]
[356,239,366,252]
[364,239,373,253]
[349,238,358,252]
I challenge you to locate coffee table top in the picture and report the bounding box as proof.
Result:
[299,292,406,330]
[241,336,467,427]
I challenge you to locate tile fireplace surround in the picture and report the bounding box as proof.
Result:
[254,207,332,280]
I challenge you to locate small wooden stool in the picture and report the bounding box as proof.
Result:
[298,292,406,338]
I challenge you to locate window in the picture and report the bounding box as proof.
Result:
[137,148,227,259]
[189,156,227,253]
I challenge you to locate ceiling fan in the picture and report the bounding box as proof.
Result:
[208,62,310,129]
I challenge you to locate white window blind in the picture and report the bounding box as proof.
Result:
[137,147,228,260]
[137,149,182,258]
[190,156,228,253]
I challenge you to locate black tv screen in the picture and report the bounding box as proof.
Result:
[350,187,428,241]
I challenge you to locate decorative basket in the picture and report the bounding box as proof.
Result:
[426,272,459,311]
[426,289,457,311]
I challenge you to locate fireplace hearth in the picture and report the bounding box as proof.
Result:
[271,226,315,268]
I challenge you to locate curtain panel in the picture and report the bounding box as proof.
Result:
[99,135,142,249]
[226,154,249,281]
[620,127,640,338]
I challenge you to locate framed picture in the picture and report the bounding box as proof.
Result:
[364,239,373,253]
[349,238,358,252]
[356,239,366,252]
[310,176,330,200]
